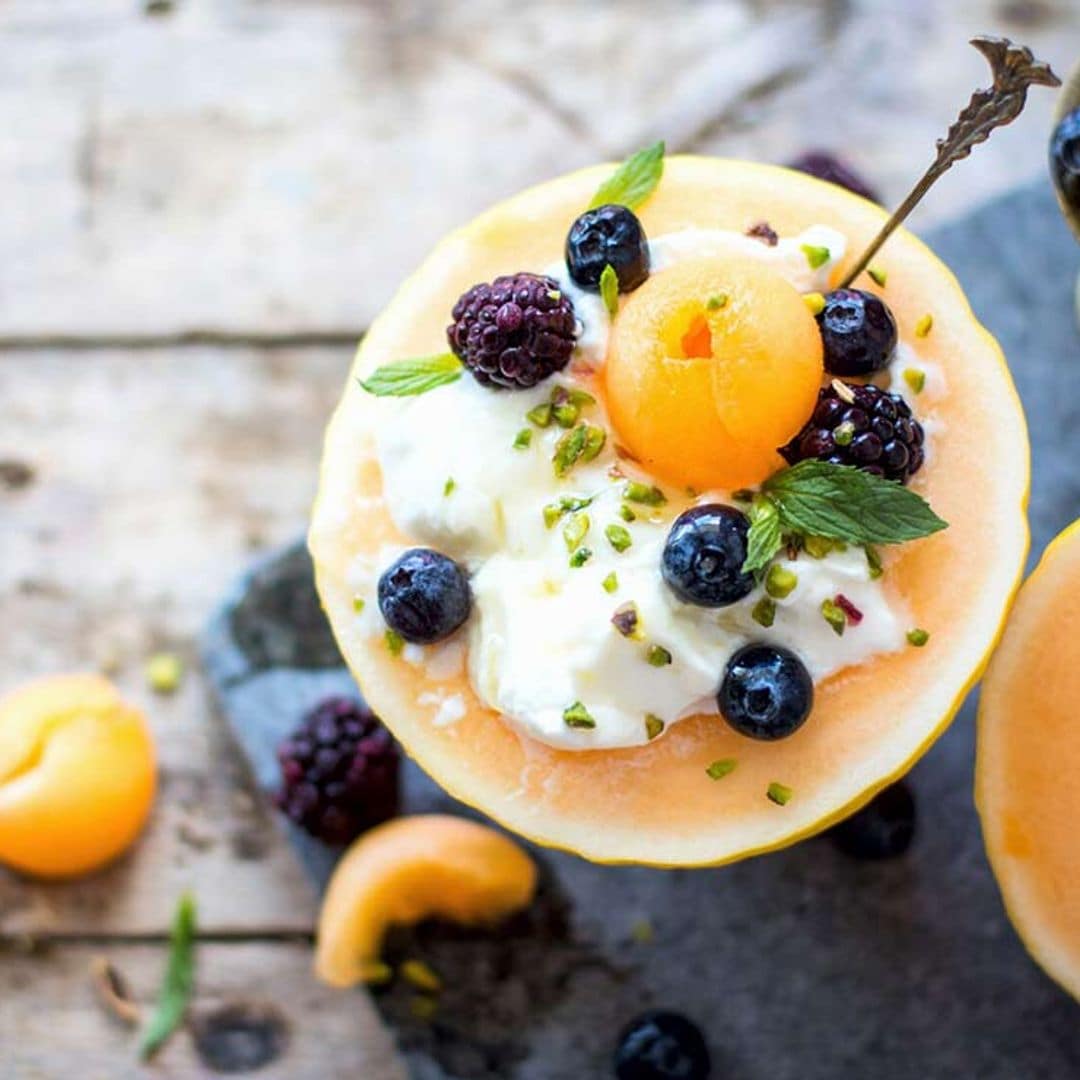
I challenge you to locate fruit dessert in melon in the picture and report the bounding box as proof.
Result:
[310,145,1028,866]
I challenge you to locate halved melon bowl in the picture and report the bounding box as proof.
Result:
[310,156,1029,868]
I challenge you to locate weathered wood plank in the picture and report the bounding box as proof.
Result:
[5,0,1071,339]
[0,345,348,935]
[0,940,406,1079]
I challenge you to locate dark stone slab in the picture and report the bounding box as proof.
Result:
[201,182,1080,1080]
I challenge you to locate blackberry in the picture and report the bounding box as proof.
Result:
[718,643,813,741]
[378,548,471,644]
[817,288,897,377]
[1050,106,1080,217]
[275,697,399,846]
[780,382,925,483]
[614,1011,711,1080]
[447,273,576,390]
[661,504,755,608]
[829,779,916,860]
[787,150,879,202]
[565,204,650,293]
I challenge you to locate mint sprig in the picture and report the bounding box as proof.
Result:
[588,141,665,211]
[139,892,197,1060]
[742,461,947,574]
[360,353,463,397]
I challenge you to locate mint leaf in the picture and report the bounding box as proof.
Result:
[763,461,947,546]
[588,141,665,210]
[742,495,783,575]
[360,353,462,396]
[599,263,619,317]
[139,892,197,1060]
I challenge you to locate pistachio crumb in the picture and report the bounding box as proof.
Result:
[563,512,590,552]
[803,535,837,559]
[400,959,442,994]
[706,293,729,311]
[602,571,619,594]
[543,504,562,529]
[619,503,637,523]
[752,596,776,628]
[915,313,934,338]
[765,564,798,599]
[706,758,737,781]
[385,629,405,656]
[865,546,884,580]
[630,918,655,944]
[527,402,554,428]
[907,627,930,647]
[563,700,596,729]
[903,368,926,394]
[803,291,826,315]
[443,477,456,496]
[624,480,666,506]
[513,427,533,450]
[645,713,664,741]
[352,596,366,614]
[868,266,888,287]
[801,243,831,269]
[646,644,673,667]
[605,523,632,553]
[821,598,846,636]
[833,420,856,447]
[767,782,793,806]
[145,653,183,695]
[569,547,593,568]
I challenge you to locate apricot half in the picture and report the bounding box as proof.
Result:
[0,674,156,878]
[605,255,824,490]
[315,815,537,988]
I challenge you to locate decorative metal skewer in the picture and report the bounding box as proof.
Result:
[839,37,1060,289]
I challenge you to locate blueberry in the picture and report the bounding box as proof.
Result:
[829,779,916,860]
[377,548,471,644]
[566,204,650,293]
[1050,106,1080,217]
[817,288,897,377]
[718,643,813,741]
[614,1011,711,1080]
[661,505,755,608]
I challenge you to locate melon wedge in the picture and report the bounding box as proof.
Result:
[310,157,1029,867]
[977,520,1080,1000]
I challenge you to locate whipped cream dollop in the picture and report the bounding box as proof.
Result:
[356,225,920,749]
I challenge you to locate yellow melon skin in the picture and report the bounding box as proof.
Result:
[977,520,1080,1001]
[310,157,1029,868]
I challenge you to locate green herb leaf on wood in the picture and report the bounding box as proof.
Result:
[139,892,197,1061]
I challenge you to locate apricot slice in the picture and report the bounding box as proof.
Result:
[605,255,824,490]
[314,814,537,988]
[0,673,156,879]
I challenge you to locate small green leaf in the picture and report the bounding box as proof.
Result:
[360,353,463,397]
[624,481,666,506]
[645,714,665,741]
[767,782,793,806]
[564,701,596,729]
[513,428,533,450]
[763,461,947,547]
[605,523,632,553]
[600,264,620,317]
[588,141,665,210]
[801,243,831,269]
[706,758,738,780]
[139,893,197,1060]
[742,495,783,576]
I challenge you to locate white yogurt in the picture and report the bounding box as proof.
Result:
[360,225,917,749]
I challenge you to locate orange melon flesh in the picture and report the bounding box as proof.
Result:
[310,157,1029,867]
[977,520,1080,1000]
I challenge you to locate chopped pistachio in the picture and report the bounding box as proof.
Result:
[752,596,776,628]
[803,291,826,315]
[868,265,888,287]
[765,564,798,599]
[145,652,183,694]
[630,917,655,944]
[706,293,729,311]
[542,503,562,529]
[706,758,738,780]
[513,427,533,449]
[527,402,554,428]
[605,523,632,553]
[563,512,590,552]
[619,503,637,523]
[915,313,934,338]
[547,288,562,302]
[611,602,642,639]
[553,424,588,477]
[563,700,596,729]
[903,368,926,394]
[582,424,606,462]
[804,534,837,559]
[833,420,856,447]
[907,627,930,647]
[767,782,793,806]
[352,596,366,614]
[385,629,405,656]
[801,243,831,269]
[624,480,666,506]
[821,598,846,636]
[865,545,884,580]
[646,644,673,667]
[645,713,665,741]
[569,546,593,568]
[443,477,456,497]
[602,571,619,594]
[400,959,442,994]
[566,388,596,407]
[552,402,580,429]
[359,961,394,987]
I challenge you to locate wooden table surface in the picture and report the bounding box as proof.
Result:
[2,1,1076,1076]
